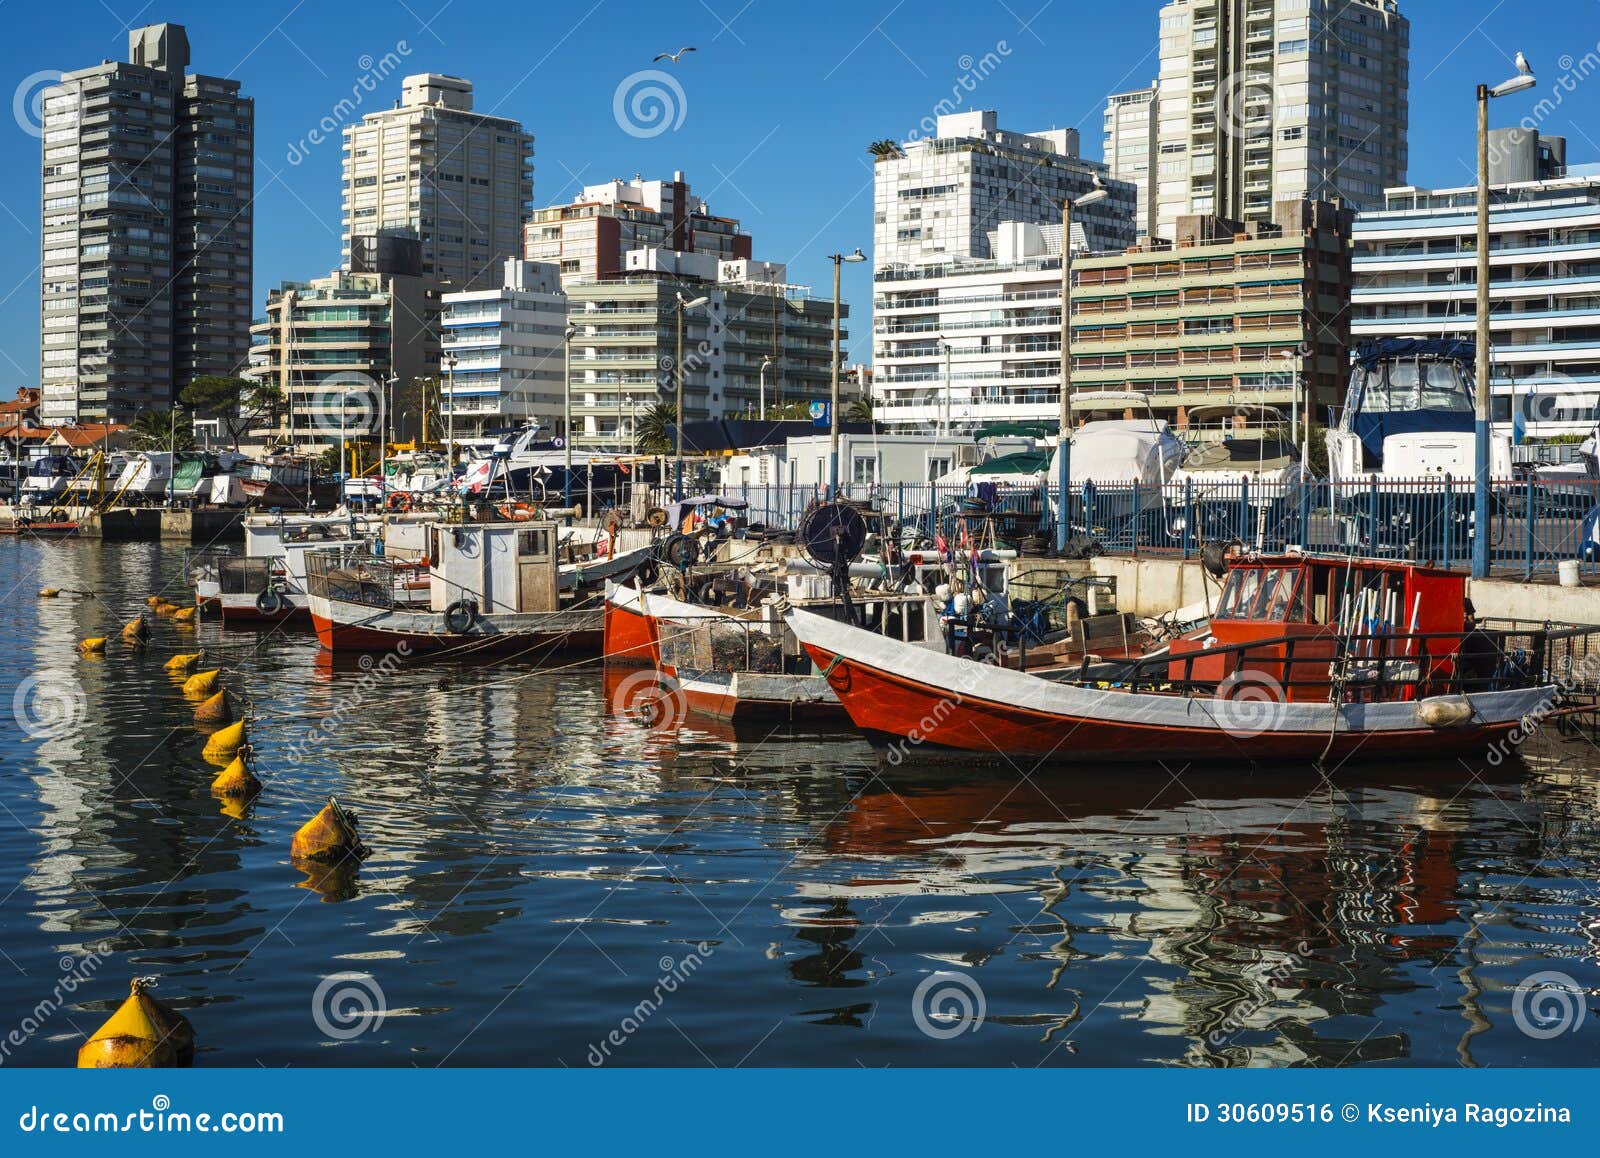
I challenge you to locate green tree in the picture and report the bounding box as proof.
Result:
[844,397,874,424]
[635,401,677,452]
[867,139,904,161]
[179,375,284,450]
[126,410,197,453]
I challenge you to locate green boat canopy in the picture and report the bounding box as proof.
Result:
[971,449,1052,476]
[973,421,1055,440]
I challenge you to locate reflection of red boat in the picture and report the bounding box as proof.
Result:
[788,554,1573,765]
[1,518,78,538]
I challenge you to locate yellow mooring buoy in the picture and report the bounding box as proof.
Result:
[78,637,108,656]
[201,719,246,764]
[76,978,194,1068]
[172,606,196,623]
[290,797,370,864]
[164,651,203,674]
[145,595,163,608]
[121,616,148,648]
[39,588,60,598]
[182,668,221,698]
[152,600,178,617]
[211,751,261,799]
[194,689,231,724]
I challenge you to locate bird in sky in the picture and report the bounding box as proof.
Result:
[653,46,696,63]
[1515,51,1532,76]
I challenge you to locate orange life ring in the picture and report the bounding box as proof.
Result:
[387,492,411,512]
[497,502,534,522]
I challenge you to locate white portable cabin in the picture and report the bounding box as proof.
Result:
[721,433,1035,489]
[427,521,560,615]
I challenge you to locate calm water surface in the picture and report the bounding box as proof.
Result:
[3,539,1599,1067]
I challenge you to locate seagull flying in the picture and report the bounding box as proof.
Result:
[653,46,697,63]
[1515,51,1532,76]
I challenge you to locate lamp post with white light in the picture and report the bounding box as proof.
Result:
[827,248,866,498]
[674,292,710,499]
[1473,53,1537,579]
[1056,177,1109,553]
[759,356,773,421]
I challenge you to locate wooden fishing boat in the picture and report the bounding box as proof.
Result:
[307,520,647,656]
[787,553,1577,765]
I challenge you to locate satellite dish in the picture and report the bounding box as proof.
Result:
[799,500,868,568]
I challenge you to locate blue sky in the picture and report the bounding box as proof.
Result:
[1,0,1597,391]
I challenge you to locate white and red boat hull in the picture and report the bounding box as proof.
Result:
[309,591,601,655]
[786,608,1555,765]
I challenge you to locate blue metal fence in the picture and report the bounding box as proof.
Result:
[724,476,1600,576]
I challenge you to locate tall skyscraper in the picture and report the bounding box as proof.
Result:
[39,23,253,424]
[1103,83,1160,239]
[340,74,533,291]
[1106,0,1408,240]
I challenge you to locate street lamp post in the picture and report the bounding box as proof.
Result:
[1056,177,1109,553]
[1473,55,1537,579]
[562,324,576,513]
[937,335,953,438]
[674,293,710,500]
[442,351,457,473]
[759,356,772,422]
[827,248,866,499]
[381,374,396,521]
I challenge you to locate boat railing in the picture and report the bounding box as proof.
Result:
[184,544,235,585]
[1083,623,1600,703]
[658,616,801,676]
[219,554,285,597]
[304,546,428,611]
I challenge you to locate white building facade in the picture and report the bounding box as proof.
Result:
[1108,0,1409,241]
[441,259,567,448]
[1352,167,1600,438]
[341,74,533,290]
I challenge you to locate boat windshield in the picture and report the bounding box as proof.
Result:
[1357,358,1472,415]
[1213,566,1304,622]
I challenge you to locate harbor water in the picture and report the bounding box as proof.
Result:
[3,538,1598,1067]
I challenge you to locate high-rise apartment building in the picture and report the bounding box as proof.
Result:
[1107,0,1408,241]
[524,172,751,283]
[39,23,253,424]
[1104,84,1160,239]
[874,111,1137,268]
[340,74,533,291]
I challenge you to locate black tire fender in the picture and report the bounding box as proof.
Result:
[444,599,478,635]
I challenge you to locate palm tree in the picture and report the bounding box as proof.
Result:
[867,138,904,162]
[635,402,677,452]
[126,410,196,453]
[844,397,874,424]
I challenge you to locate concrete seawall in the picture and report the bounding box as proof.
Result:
[3,506,245,544]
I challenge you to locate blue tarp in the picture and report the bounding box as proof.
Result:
[1352,336,1475,368]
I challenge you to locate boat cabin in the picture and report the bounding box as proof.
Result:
[426,520,562,614]
[1170,553,1471,698]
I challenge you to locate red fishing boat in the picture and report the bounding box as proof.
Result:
[787,553,1579,765]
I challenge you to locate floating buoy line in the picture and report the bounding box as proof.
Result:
[50,578,647,1065]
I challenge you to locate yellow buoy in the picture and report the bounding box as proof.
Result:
[78,637,108,655]
[121,615,148,643]
[291,797,370,863]
[172,606,196,623]
[201,718,246,764]
[76,978,194,1068]
[211,752,260,798]
[194,689,231,724]
[164,651,203,674]
[145,595,163,608]
[182,668,221,698]
[39,588,60,598]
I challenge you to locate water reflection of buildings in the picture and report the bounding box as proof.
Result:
[785,767,1588,1065]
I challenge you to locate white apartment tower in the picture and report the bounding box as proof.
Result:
[874,111,1137,268]
[39,23,253,424]
[1103,84,1160,239]
[341,74,533,291]
[1107,0,1408,240]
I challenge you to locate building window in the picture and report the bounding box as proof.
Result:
[852,455,879,485]
[927,455,952,481]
